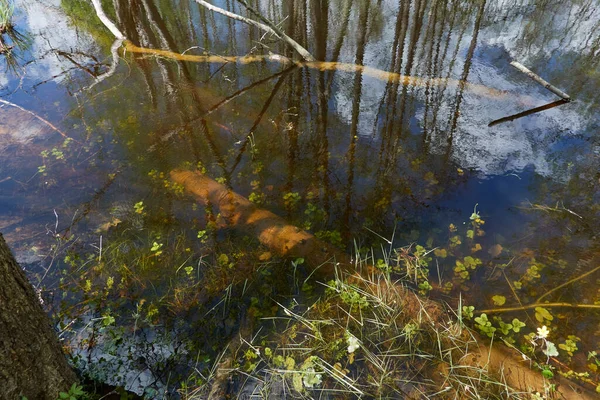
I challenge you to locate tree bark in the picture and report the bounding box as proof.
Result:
[0,233,77,399]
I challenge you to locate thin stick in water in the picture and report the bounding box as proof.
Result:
[510,61,571,101]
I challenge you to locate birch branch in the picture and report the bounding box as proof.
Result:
[90,0,125,40]
[510,61,571,101]
[85,38,125,91]
[234,0,315,61]
[87,0,126,89]
[194,0,315,61]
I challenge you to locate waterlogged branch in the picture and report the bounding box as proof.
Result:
[536,264,600,303]
[124,42,510,99]
[488,99,568,127]
[193,0,315,61]
[479,302,600,315]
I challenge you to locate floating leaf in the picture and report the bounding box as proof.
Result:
[511,319,526,332]
[513,281,522,289]
[434,248,447,258]
[492,295,506,306]
[535,307,553,323]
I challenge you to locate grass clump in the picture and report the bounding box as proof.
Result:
[181,252,530,399]
[0,0,13,33]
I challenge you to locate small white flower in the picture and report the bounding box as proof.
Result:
[255,348,260,356]
[537,326,550,339]
[347,334,360,353]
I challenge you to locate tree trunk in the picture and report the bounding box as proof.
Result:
[0,233,77,400]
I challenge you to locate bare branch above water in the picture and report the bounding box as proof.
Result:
[193,0,315,61]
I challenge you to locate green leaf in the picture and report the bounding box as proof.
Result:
[497,319,512,335]
[434,248,447,258]
[541,368,554,379]
[491,295,506,306]
[71,384,84,396]
[511,319,526,333]
[59,393,69,400]
[535,307,553,323]
[466,230,474,239]
[462,305,474,319]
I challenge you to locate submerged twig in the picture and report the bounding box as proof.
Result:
[480,302,600,314]
[0,98,76,142]
[488,99,569,127]
[510,61,571,101]
[536,264,600,304]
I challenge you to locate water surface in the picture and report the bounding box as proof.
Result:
[1,0,599,395]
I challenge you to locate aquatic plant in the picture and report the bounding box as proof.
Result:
[0,0,13,33]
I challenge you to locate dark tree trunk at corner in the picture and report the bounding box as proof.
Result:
[0,233,77,399]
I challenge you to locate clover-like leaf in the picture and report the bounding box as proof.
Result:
[511,318,526,333]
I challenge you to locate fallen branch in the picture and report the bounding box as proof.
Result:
[234,0,315,61]
[124,42,510,99]
[86,0,126,91]
[90,0,125,40]
[479,302,600,315]
[510,61,571,101]
[194,0,315,61]
[536,264,600,303]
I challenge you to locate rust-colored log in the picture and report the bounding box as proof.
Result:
[171,169,349,277]
[171,169,597,400]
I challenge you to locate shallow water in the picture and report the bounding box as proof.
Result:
[1,0,599,395]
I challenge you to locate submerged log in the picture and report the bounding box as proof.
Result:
[171,169,346,277]
[171,169,598,400]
